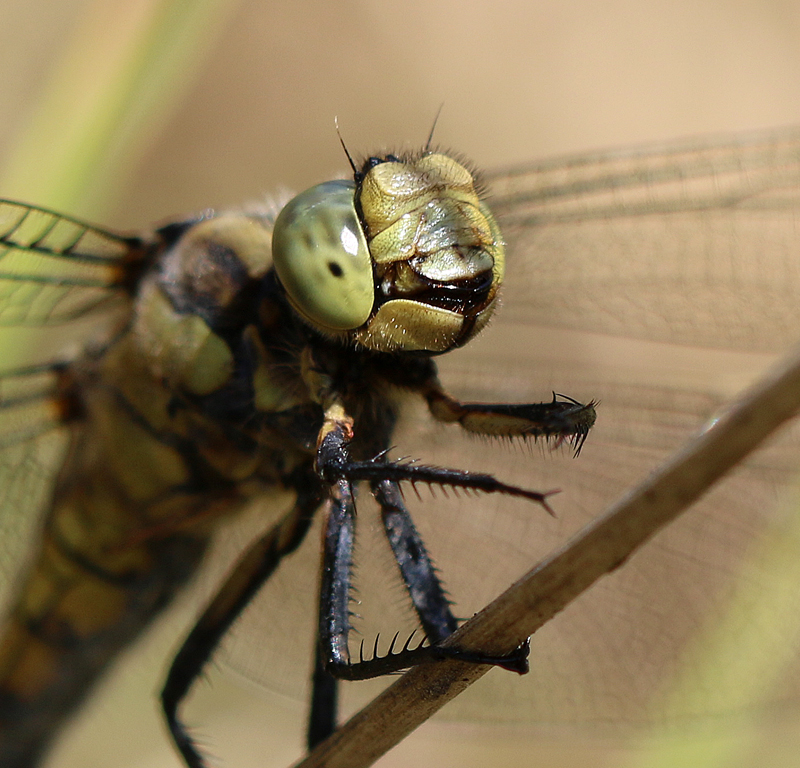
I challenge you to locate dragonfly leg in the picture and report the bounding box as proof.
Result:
[316,424,533,687]
[374,478,529,673]
[316,416,559,511]
[425,385,597,455]
[318,476,445,681]
[307,641,338,748]
[372,478,458,643]
[161,471,325,768]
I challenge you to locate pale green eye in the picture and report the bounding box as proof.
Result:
[272,180,374,331]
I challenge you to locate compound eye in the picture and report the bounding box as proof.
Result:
[272,180,374,331]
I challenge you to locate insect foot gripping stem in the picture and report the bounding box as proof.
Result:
[431,637,531,674]
[313,414,546,685]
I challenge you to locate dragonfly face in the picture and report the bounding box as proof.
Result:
[273,153,505,352]
[2,128,800,768]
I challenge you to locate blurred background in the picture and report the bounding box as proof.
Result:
[1,1,800,767]
[3,0,800,225]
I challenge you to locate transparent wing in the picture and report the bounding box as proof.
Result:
[0,200,143,325]
[218,126,800,735]
[0,202,141,621]
[488,126,800,352]
[0,366,72,610]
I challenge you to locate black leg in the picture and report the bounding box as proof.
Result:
[307,640,338,749]
[374,479,529,673]
[316,420,558,511]
[315,422,533,681]
[372,479,457,643]
[161,475,324,768]
[425,388,596,455]
[317,477,441,680]
[317,479,357,672]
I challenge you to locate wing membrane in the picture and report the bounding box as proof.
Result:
[487,126,800,352]
[0,200,145,325]
[0,363,72,620]
[0,204,139,620]
[0,365,68,448]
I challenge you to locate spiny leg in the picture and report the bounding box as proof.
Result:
[372,478,457,644]
[373,478,529,672]
[368,355,596,452]
[161,473,325,768]
[317,476,449,681]
[315,414,543,684]
[316,413,559,511]
[305,385,596,743]
[425,385,597,454]
[308,478,462,750]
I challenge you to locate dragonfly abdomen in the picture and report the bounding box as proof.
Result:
[0,354,246,767]
[0,506,208,768]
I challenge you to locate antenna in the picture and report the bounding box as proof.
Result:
[334,117,358,175]
[424,104,445,152]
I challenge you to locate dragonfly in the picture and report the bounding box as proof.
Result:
[0,142,595,768]
[1,126,800,768]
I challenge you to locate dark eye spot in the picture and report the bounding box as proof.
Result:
[328,262,343,277]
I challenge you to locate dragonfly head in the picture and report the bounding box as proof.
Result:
[272,152,504,354]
